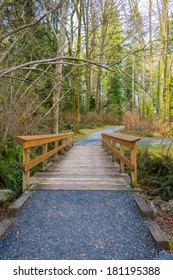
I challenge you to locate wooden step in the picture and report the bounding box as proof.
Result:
[147,221,169,251]
[29,184,132,191]
[8,191,32,216]
[132,193,154,219]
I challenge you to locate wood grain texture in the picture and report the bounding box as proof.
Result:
[147,221,169,251]
[29,146,131,191]
[132,193,154,219]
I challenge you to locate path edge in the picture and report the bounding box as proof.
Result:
[132,192,169,251]
[0,191,32,239]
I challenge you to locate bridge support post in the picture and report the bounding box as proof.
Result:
[54,141,59,160]
[120,145,124,173]
[130,146,137,187]
[23,148,30,191]
[42,144,48,171]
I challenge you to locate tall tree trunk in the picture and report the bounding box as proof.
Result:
[149,0,154,120]
[95,0,108,114]
[83,0,91,114]
[129,0,147,118]
[72,0,82,131]
[157,0,169,120]
[52,0,69,134]
[163,0,169,120]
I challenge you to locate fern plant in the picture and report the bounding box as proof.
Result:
[137,150,173,201]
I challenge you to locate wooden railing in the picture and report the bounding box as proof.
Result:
[102,133,140,186]
[16,132,74,191]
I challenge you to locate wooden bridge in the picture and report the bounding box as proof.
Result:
[16,132,140,192]
[0,131,169,256]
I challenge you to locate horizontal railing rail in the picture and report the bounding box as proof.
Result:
[16,132,74,191]
[101,133,140,186]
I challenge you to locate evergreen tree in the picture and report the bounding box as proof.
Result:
[105,71,124,116]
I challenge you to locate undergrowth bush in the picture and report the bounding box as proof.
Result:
[122,111,170,137]
[0,138,43,196]
[79,111,121,128]
[60,111,122,130]
[137,149,173,201]
[0,139,23,195]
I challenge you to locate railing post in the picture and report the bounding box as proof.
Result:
[64,137,68,152]
[23,148,30,191]
[105,137,108,154]
[16,132,74,191]
[54,140,59,160]
[130,145,137,186]
[59,140,63,155]
[120,144,124,172]
[42,144,48,171]
[112,142,117,162]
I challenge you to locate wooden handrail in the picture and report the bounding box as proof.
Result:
[101,133,140,186]
[16,132,74,191]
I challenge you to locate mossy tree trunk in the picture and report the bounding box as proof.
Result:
[52,0,69,134]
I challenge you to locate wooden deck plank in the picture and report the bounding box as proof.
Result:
[30,146,132,191]
[36,181,128,186]
[29,184,132,191]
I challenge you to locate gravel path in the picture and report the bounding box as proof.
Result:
[0,191,157,260]
[75,126,124,146]
[137,139,173,146]
[75,126,173,147]
[0,126,172,260]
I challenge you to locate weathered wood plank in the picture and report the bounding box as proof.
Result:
[102,133,140,147]
[8,191,32,216]
[38,180,127,186]
[28,145,133,192]
[102,139,134,171]
[132,193,154,219]
[0,218,14,239]
[147,221,169,251]
[17,132,74,149]
[29,184,132,191]
[32,173,128,179]
[24,140,72,172]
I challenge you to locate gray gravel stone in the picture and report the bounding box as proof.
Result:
[75,126,124,146]
[0,191,158,260]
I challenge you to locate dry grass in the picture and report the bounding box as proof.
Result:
[122,110,172,138]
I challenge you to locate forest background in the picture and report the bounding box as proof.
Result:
[0,0,173,206]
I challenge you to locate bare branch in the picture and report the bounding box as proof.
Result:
[17,65,51,104]
[0,31,26,63]
[0,1,63,42]
[0,56,114,78]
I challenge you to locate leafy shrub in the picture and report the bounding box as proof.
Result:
[0,139,23,195]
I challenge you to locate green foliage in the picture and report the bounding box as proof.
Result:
[0,139,23,195]
[122,57,134,110]
[137,149,173,201]
[105,71,124,115]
